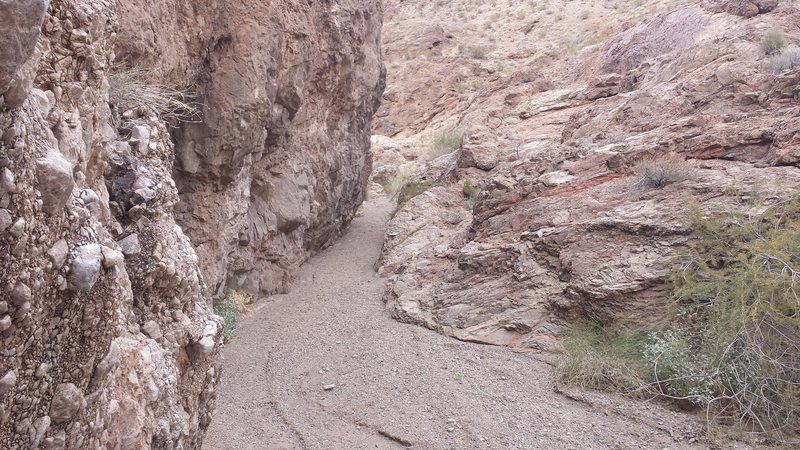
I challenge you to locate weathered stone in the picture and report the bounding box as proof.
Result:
[30,415,51,449]
[9,217,24,238]
[141,320,162,339]
[36,151,75,215]
[11,282,31,305]
[49,383,84,423]
[0,371,16,397]
[117,233,140,256]
[0,209,11,231]
[67,243,102,292]
[0,168,14,196]
[0,315,11,332]
[0,0,48,106]
[100,245,124,269]
[47,239,69,268]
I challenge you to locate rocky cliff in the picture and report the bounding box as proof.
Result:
[0,0,383,448]
[376,0,800,349]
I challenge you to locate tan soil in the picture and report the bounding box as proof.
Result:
[203,196,704,450]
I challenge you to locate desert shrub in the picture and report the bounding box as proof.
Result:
[429,128,464,158]
[558,198,800,442]
[667,200,800,439]
[214,292,251,342]
[633,157,694,188]
[462,179,477,198]
[459,45,489,59]
[768,47,800,74]
[556,325,653,394]
[762,29,786,55]
[396,181,432,209]
[107,67,200,124]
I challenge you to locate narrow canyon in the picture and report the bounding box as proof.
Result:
[1,0,799,448]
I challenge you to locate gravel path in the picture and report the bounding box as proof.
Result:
[204,197,701,450]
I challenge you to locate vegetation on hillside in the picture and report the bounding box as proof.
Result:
[558,193,800,443]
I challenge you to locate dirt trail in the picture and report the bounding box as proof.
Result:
[204,197,700,450]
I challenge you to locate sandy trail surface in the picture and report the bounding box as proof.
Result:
[204,197,700,449]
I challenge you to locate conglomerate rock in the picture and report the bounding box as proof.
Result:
[1,0,384,448]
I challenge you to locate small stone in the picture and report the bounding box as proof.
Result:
[48,239,69,268]
[9,217,24,238]
[193,336,215,358]
[0,370,16,397]
[30,415,51,448]
[49,383,84,423]
[68,243,102,292]
[323,384,336,391]
[0,315,10,332]
[10,282,31,305]
[0,168,14,196]
[141,320,162,339]
[94,341,121,380]
[100,245,124,269]
[0,301,7,314]
[117,233,140,256]
[36,151,75,215]
[0,208,11,231]
[35,363,51,379]
[446,427,455,433]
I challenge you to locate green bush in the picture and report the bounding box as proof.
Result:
[762,29,786,55]
[214,292,250,342]
[462,179,477,198]
[558,196,800,442]
[668,199,800,438]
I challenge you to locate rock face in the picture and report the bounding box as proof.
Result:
[116,0,386,299]
[1,0,383,449]
[377,1,800,349]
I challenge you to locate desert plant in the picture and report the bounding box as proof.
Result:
[768,47,800,74]
[762,29,786,55]
[214,292,251,342]
[667,199,800,439]
[459,45,489,59]
[429,128,464,158]
[558,197,800,442]
[633,157,694,188]
[556,324,653,394]
[107,67,201,124]
[462,179,478,198]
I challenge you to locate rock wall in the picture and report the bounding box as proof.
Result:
[377,1,800,349]
[116,0,386,299]
[1,0,383,448]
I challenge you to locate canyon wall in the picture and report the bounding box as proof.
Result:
[0,0,384,448]
[376,0,800,349]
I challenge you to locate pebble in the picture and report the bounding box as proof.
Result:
[323,384,336,391]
